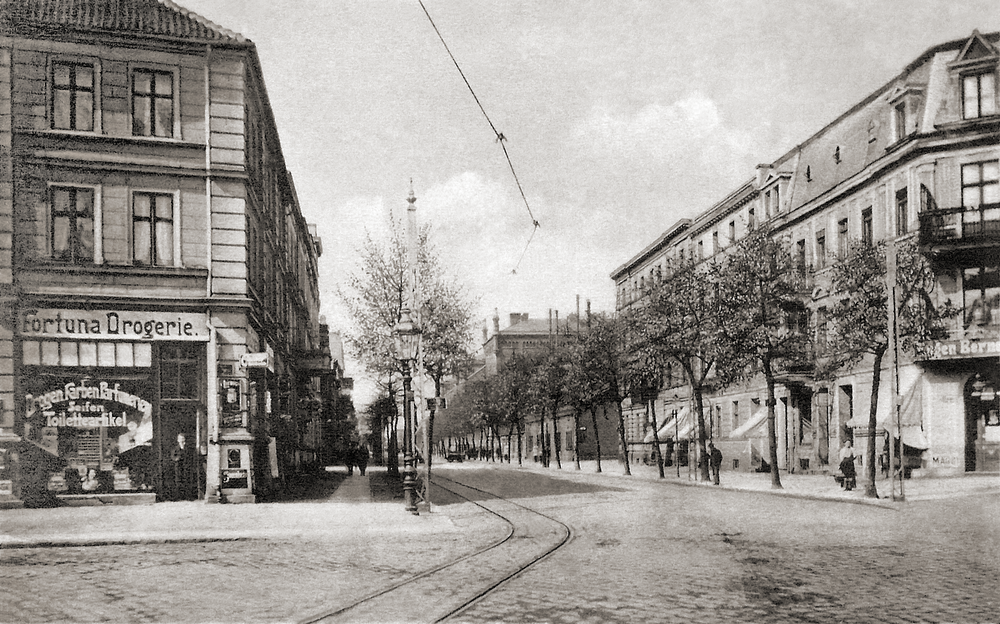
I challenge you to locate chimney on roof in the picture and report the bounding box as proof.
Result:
[509,312,528,327]
[494,309,500,334]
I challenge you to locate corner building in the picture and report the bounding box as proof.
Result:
[0,0,329,506]
[614,31,1000,477]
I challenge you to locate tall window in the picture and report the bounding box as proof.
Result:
[795,239,806,273]
[698,240,704,259]
[816,307,828,353]
[963,266,1000,330]
[861,207,873,246]
[132,69,174,137]
[815,230,826,269]
[729,220,736,244]
[50,187,94,263]
[838,218,849,258]
[962,161,1000,207]
[712,231,720,254]
[748,207,756,229]
[963,72,997,120]
[160,344,200,400]
[894,102,907,141]
[51,62,94,131]
[133,192,174,266]
[895,188,908,235]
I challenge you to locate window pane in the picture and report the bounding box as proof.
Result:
[982,74,997,116]
[155,195,173,221]
[53,216,70,259]
[53,91,71,129]
[75,188,93,215]
[964,187,981,207]
[964,75,979,119]
[155,220,173,265]
[116,343,134,367]
[133,221,151,264]
[984,161,999,183]
[155,71,172,96]
[75,66,93,89]
[23,341,40,366]
[98,342,116,367]
[41,341,60,366]
[133,71,152,95]
[964,164,981,184]
[60,342,79,367]
[154,99,173,137]
[79,342,98,367]
[133,96,151,135]
[134,343,152,367]
[53,64,71,87]
[133,194,151,218]
[75,92,93,131]
[77,215,94,261]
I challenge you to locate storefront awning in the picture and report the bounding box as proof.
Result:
[643,406,690,443]
[730,407,768,439]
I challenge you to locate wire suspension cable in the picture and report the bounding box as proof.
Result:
[417,0,540,272]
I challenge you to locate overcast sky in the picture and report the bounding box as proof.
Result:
[178,0,999,406]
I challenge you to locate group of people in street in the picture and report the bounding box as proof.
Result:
[345,444,369,476]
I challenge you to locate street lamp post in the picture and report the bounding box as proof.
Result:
[394,308,421,515]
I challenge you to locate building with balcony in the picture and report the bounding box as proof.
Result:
[613,30,1000,476]
[0,0,337,507]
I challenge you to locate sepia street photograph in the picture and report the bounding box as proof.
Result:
[1,1,999,622]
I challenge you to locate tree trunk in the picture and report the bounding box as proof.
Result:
[693,384,710,482]
[573,407,582,470]
[540,407,549,467]
[615,399,631,475]
[649,397,665,478]
[517,420,523,466]
[865,346,886,499]
[763,356,783,489]
[553,405,563,469]
[592,405,604,473]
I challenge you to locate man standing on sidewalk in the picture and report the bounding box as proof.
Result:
[708,443,722,485]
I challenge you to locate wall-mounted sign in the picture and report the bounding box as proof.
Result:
[19,310,208,341]
[239,352,271,369]
[931,339,1000,360]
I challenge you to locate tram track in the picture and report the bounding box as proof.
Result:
[298,472,572,624]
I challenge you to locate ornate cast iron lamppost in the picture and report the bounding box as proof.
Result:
[395,308,421,514]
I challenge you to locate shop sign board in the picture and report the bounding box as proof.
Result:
[931,339,1000,360]
[239,352,270,369]
[19,309,209,341]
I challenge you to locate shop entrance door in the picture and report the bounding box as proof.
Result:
[157,403,201,500]
[965,373,1000,472]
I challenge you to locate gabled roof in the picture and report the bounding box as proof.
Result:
[0,0,245,43]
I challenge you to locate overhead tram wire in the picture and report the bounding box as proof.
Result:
[417,0,540,274]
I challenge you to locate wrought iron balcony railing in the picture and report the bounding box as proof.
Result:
[919,203,1000,248]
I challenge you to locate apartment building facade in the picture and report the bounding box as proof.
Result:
[0,0,333,506]
[613,31,1000,477]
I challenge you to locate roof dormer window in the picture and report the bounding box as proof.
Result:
[949,31,999,121]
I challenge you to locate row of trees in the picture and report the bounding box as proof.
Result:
[434,226,953,499]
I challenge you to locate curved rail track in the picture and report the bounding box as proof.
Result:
[299,473,572,624]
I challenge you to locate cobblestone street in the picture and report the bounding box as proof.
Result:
[2,465,999,623]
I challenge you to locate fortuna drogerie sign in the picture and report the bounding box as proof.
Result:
[19,310,208,341]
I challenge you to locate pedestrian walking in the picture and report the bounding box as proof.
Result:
[346,444,356,476]
[356,445,369,476]
[708,442,723,485]
[839,440,856,490]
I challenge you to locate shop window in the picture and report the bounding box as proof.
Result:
[21,341,151,367]
[961,161,1000,207]
[50,186,95,264]
[160,344,200,399]
[133,192,175,266]
[131,68,175,137]
[963,72,997,120]
[51,61,94,131]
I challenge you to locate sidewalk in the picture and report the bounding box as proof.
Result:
[0,467,450,549]
[505,458,1000,507]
